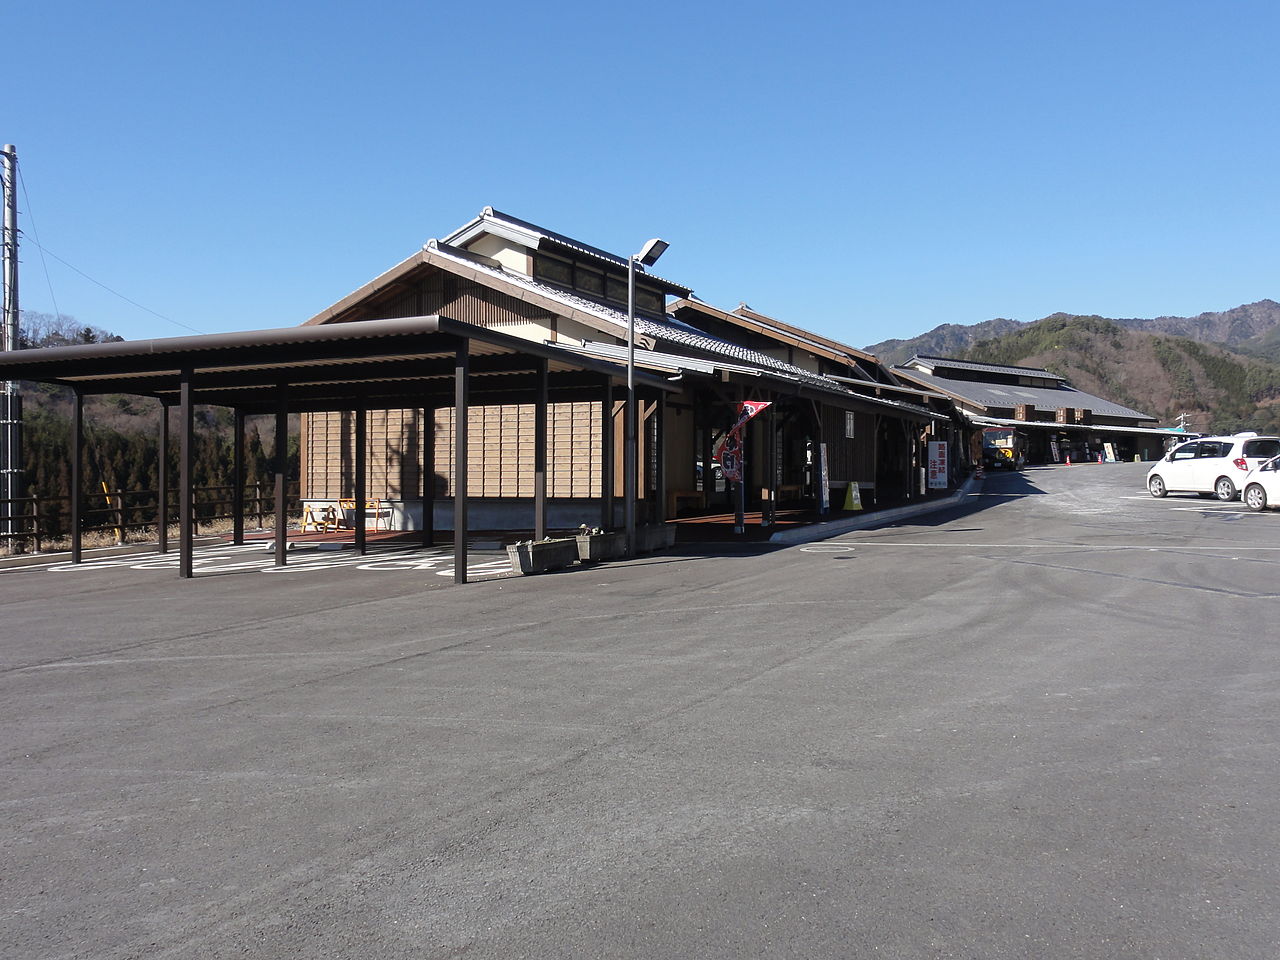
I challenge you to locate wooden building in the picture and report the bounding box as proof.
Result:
[299,208,954,531]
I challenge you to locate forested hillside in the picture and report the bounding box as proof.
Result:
[961,314,1280,434]
[13,312,296,507]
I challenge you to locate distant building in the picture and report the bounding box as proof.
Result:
[891,355,1178,464]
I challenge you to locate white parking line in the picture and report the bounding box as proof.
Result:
[39,544,514,578]
[814,542,1280,551]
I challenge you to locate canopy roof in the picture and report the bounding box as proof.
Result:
[0,315,678,414]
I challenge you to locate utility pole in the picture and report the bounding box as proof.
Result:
[2,144,21,549]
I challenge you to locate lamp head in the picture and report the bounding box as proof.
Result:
[635,238,669,267]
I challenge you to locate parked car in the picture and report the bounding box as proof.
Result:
[983,447,1017,470]
[1242,454,1280,511]
[696,459,725,493]
[1146,433,1280,500]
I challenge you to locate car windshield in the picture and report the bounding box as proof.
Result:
[1243,438,1280,459]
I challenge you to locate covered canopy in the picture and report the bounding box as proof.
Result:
[0,315,677,581]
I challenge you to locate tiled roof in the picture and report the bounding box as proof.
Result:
[427,242,834,387]
[898,367,1155,421]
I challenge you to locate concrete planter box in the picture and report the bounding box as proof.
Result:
[506,538,579,575]
[575,531,628,563]
[635,523,677,554]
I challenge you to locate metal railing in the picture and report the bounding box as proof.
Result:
[0,482,300,554]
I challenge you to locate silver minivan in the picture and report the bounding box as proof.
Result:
[1146,433,1280,501]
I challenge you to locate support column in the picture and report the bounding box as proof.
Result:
[534,358,548,541]
[700,411,713,508]
[232,409,245,545]
[453,342,469,584]
[764,401,777,527]
[179,372,194,578]
[71,391,83,564]
[422,406,435,548]
[274,390,287,567]
[354,406,367,556]
[734,390,745,534]
[655,391,667,523]
[157,401,169,554]
[600,377,614,529]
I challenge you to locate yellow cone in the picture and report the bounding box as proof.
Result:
[844,483,862,511]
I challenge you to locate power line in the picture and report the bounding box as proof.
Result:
[23,235,204,336]
[16,165,64,327]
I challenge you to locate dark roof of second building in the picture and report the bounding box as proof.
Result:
[906,355,1065,382]
[896,366,1156,421]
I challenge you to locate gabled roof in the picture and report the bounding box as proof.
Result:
[442,206,692,297]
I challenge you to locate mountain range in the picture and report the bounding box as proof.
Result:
[864,300,1280,434]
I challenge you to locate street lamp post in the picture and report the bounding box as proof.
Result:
[624,237,668,557]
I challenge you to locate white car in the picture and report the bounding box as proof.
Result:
[1242,455,1280,511]
[1146,433,1280,501]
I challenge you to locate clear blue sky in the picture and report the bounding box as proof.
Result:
[8,0,1278,349]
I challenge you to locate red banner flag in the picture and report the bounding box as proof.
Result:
[714,401,772,482]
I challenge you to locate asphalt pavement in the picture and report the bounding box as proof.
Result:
[2,462,1277,959]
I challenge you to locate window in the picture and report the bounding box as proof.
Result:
[845,411,856,439]
[577,267,604,296]
[605,276,628,304]
[636,287,662,313]
[1170,443,1198,461]
[1244,438,1280,459]
[533,254,572,286]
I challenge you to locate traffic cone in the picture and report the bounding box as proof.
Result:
[843,483,863,511]
[1066,455,1072,466]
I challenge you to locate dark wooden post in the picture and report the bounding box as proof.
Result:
[232,408,245,545]
[274,390,288,567]
[534,357,548,541]
[354,406,367,556]
[453,341,469,584]
[422,406,435,547]
[655,391,667,524]
[764,400,777,526]
[701,408,714,508]
[157,401,169,554]
[70,391,83,564]
[600,376,614,530]
[178,371,194,578]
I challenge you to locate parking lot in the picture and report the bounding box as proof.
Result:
[2,461,1277,959]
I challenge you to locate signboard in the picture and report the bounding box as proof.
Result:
[927,441,948,489]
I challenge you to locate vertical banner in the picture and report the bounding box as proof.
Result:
[713,401,772,482]
[817,442,830,514]
[927,441,948,489]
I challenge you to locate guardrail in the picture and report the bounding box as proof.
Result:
[0,482,300,554]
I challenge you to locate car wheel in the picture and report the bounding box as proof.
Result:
[1245,483,1268,512]
[1148,475,1167,498]
[1215,477,1237,501]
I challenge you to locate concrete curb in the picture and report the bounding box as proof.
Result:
[768,473,986,547]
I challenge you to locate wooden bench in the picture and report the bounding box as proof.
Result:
[667,488,704,515]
